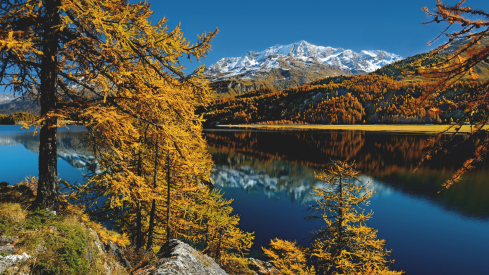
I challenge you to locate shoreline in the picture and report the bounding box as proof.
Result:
[214,124,489,133]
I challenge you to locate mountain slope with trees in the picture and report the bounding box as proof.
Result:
[200,38,488,127]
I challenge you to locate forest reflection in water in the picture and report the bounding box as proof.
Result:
[2,126,488,274]
[205,129,489,220]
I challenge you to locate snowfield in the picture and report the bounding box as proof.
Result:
[205,40,402,79]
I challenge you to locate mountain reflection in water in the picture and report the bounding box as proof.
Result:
[2,126,488,274]
[0,126,93,184]
[205,129,489,219]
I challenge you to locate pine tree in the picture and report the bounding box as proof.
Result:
[306,160,402,275]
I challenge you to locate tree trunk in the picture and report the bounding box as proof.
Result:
[146,138,159,251]
[166,150,171,242]
[35,0,61,212]
[136,137,143,250]
[336,175,344,274]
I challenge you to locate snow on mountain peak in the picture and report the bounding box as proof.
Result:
[0,93,19,104]
[206,41,402,79]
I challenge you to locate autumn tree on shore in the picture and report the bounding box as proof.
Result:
[0,0,217,211]
[415,0,489,188]
[262,161,401,275]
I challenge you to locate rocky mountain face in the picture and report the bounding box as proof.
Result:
[205,40,402,96]
[0,94,19,105]
[0,96,40,115]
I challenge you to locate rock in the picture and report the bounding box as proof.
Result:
[0,253,31,274]
[89,228,105,254]
[104,240,132,269]
[247,258,284,275]
[0,245,15,255]
[34,245,47,253]
[134,239,228,275]
[45,209,56,216]
[0,236,18,246]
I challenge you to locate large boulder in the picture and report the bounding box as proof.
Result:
[134,239,227,275]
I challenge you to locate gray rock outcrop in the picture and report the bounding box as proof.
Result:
[134,239,227,275]
[0,253,31,274]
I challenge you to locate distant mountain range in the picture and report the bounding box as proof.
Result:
[0,94,19,104]
[0,95,40,115]
[205,40,402,96]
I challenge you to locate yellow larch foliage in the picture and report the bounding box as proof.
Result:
[262,238,315,275]
[306,160,403,275]
[1,0,217,209]
[414,0,489,189]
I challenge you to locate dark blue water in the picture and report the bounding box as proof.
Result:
[205,129,489,275]
[1,126,488,274]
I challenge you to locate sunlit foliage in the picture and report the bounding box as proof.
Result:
[413,0,489,189]
[201,74,479,127]
[0,0,217,210]
[306,160,402,275]
[262,238,315,275]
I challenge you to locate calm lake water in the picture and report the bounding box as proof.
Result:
[1,125,488,274]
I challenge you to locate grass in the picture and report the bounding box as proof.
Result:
[0,183,128,275]
[216,124,489,133]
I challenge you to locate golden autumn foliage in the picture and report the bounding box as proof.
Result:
[201,74,480,127]
[305,160,402,275]
[412,0,489,189]
[262,238,315,275]
[2,1,255,272]
[0,112,37,125]
[0,0,217,210]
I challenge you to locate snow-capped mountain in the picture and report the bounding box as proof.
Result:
[206,40,402,79]
[205,40,402,95]
[0,93,19,104]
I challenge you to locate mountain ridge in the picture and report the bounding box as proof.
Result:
[205,40,402,96]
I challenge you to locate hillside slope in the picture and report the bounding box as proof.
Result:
[201,38,489,126]
[200,73,482,127]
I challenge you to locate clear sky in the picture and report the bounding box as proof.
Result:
[139,0,489,73]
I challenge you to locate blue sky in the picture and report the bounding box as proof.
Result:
[141,0,488,73]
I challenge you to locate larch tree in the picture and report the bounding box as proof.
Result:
[306,160,402,275]
[0,0,217,211]
[414,0,489,188]
[262,238,315,275]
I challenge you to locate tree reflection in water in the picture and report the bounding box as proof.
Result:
[205,129,489,219]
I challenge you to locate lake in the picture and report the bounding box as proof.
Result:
[1,125,488,274]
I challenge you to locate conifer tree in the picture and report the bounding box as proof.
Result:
[0,0,217,211]
[306,160,402,275]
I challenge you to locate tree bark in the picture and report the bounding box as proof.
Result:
[166,150,171,242]
[336,175,344,274]
[35,0,61,211]
[136,137,143,250]
[146,137,158,251]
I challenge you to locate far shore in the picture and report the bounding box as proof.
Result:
[215,124,489,133]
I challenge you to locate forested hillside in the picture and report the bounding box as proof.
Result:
[200,38,489,127]
[201,74,482,127]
